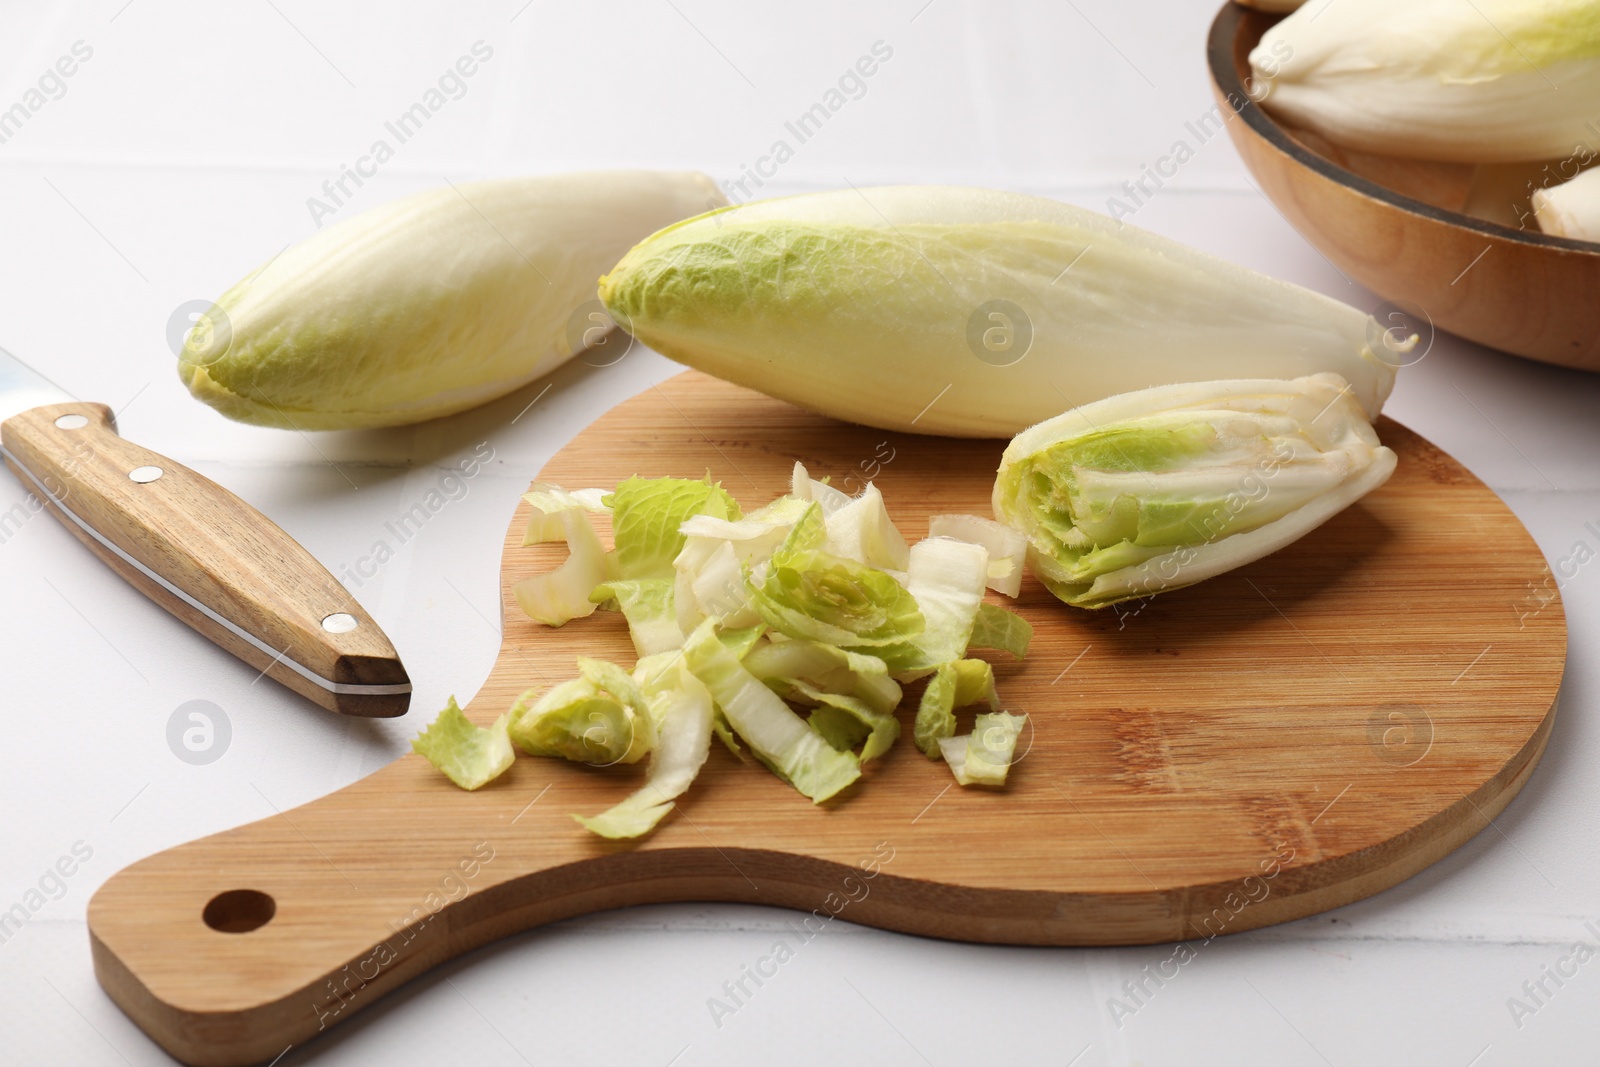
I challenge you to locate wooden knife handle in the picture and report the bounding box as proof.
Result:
[1,402,410,716]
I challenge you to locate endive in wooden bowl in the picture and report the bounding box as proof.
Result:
[1207,2,1600,372]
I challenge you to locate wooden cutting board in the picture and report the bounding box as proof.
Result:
[88,371,1566,1066]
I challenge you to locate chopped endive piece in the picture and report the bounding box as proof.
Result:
[746,503,928,659]
[688,541,760,626]
[591,578,681,656]
[940,711,1028,787]
[881,537,990,674]
[795,684,900,763]
[576,660,716,839]
[608,475,740,580]
[637,647,752,762]
[716,623,768,659]
[513,504,612,626]
[992,374,1397,610]
[682,622,861,802]
[680,496,813,544]
[929,513,1027,596]
[632,649,688,695]
[825,484,910,572]
[674,497,809,634]
[598,186,1398,435]
[411,698,515,790]
[522,482,606,545]
[523,484,609,539]
[914,660,999,758]
[744,640,902,715]
[790,461,853,516]
[967,603,1033,660]
[509,658,655,766]
[779,497,827,552]
[750,493,821,526]
[1250,0,1600,163]
[1533,168,1600,243]
[672,535,723,636]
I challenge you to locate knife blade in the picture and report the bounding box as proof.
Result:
[0,346,410,717]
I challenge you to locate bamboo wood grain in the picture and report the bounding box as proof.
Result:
[1,402,408,717]
[1209,3,1600,371]
[88,372,1565,1066]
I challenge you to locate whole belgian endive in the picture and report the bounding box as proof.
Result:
[179,171,724,430]
[1249,0,1600,163]
[991,374,1397,609]
[598,186,1398,437]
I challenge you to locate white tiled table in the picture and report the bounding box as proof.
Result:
[3,3,1597,1064]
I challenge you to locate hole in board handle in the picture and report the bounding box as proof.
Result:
[203,889,276,933]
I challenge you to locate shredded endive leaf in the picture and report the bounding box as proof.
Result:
[576,659,715,839]
[967,603,1033,659]
[513,499,613,626]
[682,622,862,802]
[929,513,1027,597]
[411,698,515,790]
[941,711,1029,787]
[914,660,999,757]
[508,658,656,766]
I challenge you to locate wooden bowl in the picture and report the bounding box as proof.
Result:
[1207,2,1600,371]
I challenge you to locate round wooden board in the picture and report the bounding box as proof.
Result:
[88,371,1566,1066]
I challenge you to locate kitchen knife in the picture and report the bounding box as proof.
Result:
[0,347,410,717]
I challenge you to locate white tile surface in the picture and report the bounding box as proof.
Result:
[3,2,1598,1064]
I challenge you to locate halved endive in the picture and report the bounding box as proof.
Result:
[599,186,1397,437]
[1250,0,1600,163]
[992,374,1397,609]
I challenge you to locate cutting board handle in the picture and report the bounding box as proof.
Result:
[86,749,912,1067]
[88,762,575,1067]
